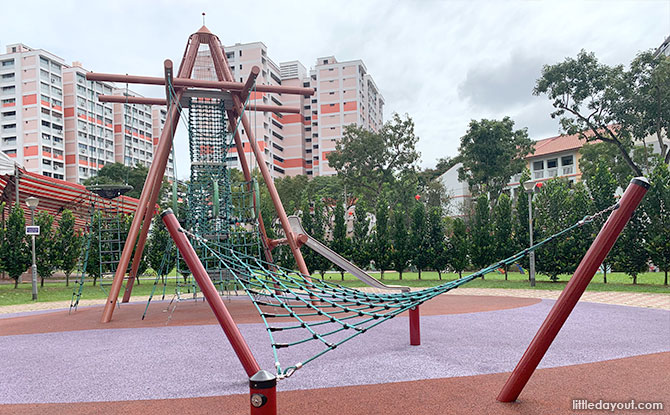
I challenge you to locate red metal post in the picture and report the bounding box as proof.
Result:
[100,33,201,323]
[96,95,301,114]
[208,35,313,278]
[497,177,650,403]
[162,208,261,377]
[87,72,314,95]
[208,35,312,279]
[409,306,421,346]
[249,370,277,415]
[122,59,177,303]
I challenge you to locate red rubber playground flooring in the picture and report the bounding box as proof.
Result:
[0,294,668,415]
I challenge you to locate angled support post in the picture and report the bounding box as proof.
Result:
[161,209,261,377]
[497,177,650,402]
[208,34,313,279]
[99,32,201,323]
[122,59,177,303]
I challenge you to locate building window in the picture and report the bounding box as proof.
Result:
[561,155,573,166]
[533,160,544,171]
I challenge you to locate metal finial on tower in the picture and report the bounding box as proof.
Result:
[202,12,206,25]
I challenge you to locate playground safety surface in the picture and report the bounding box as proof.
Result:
[0,294,668,414]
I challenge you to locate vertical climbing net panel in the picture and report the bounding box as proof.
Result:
[180,97,261,295]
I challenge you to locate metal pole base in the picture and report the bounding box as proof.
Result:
[250,370,277,415]
[409,306,421,346]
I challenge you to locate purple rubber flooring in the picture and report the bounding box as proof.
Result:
[0,299,667,404]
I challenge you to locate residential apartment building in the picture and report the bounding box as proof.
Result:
[0,44,169,184]
[195,42,385,178]
[0,44,66,179]
[439,132,587,216]
[63,62,115,183]
[2,41,384,182]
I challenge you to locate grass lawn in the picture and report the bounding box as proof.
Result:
[0,269,667,307]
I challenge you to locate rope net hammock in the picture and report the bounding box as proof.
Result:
[178,200,617,380]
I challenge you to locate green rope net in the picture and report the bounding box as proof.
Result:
[180,201,617,380]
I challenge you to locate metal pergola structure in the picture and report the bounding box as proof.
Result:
[88,26,315,326]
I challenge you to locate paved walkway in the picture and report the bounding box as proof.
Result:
[1,287,668,316]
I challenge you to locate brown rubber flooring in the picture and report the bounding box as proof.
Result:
[0,295,540,336]
[1,352,667,415]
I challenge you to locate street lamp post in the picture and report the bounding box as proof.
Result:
[523,181,536,287]
[26,196,39,300]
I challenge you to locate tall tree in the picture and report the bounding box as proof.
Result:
[331,201,349,280]
[327,113,420,206]
[56,209,82,287]
[534,179,594,281]
[390,205,411,280]
[470,194,494,277]
[457,117,533,203]
[410,202,430,279]
[583,157,618,283]
[146,215,171,277]
[643,162,670,285]
[372,196,392,279]
[448,218,470,278]
[612,210,649,284]
[493,193,514,280]
[34,212,58,287]
[513,169,531,272]
[427,206,447,279]
[351,203,372,270]
[2,205,31,288]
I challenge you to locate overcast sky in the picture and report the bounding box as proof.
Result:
[2,0,668,178]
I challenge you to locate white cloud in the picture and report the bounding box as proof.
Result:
[2,0,667,176]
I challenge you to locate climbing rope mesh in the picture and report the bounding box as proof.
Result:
[182,201,615,380]
[166,74,618,380]
[181,97,261,292]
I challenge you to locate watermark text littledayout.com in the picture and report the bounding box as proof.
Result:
[573,399,664,412]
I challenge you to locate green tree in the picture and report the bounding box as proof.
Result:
[643,162,670,284]
[34,212,58,286]
[85,212,103,286]
[2,205,31,288]
[534,179,594,281]
[493,193,514,280]
[448,218,469,278]
[351,203,372,270]
[331,201,349,280]
[310,199,330,278]
[470,194,494,277]
[410,202,430,279]
[612,210,649,284]
[534,50,670,175]
[56,209,82,287]
[327,113,420,206]
[390,205,411,280]
[372,196,392,279]
[427,206,448,279]
[583,157,618,283]
[457,117,533,203]
[146,215,171,277]
[513,169,531,272]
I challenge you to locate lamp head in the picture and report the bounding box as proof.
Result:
[25,196,39,209]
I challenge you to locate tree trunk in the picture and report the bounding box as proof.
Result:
[633,275,637,285]
[665,270,668,286]
[399,270,402,280]
[603,266,607,284]
[437,270,442,280]
[504,266,508,281]
[341,270,344,280]
[458,270,462,278]
[66,272,70,287]
[93,276,97,286]
[14,278,18,288]
[40,277,44,287]
[380,269,384,280]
